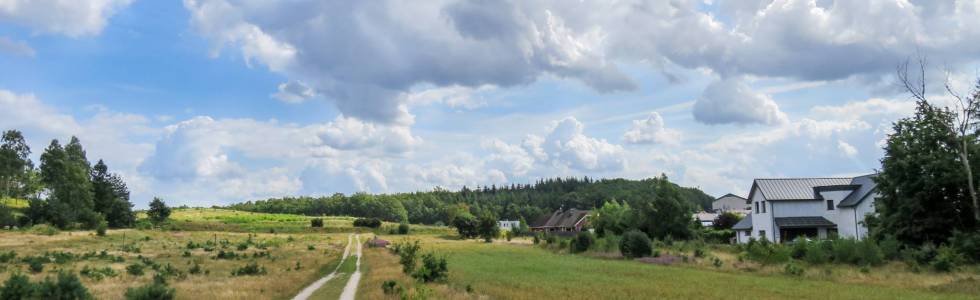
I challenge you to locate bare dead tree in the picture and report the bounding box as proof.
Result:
[897,56,980,222]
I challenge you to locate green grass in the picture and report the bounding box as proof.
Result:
[310,253,358,299]
[0,197,28,209]
[378,236,980,300]
[153,208,454,235]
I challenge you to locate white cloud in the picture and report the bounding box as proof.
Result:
[0,0,132,37]
[405,85,492,110]
[541,117,625,172]
[623,112,681,145]
[693,77,789,125]
[272,81,316,104]
[837,140,858,158]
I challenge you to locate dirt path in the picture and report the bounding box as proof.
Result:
[338,234,363,300]
[291,234,353,300]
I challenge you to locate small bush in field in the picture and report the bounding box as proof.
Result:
[804,241,832,265]
[96,220,108,237]
[572,232,595,253]
[0,250,17,263]
[127,263,145,276]
[532,234,540,244]
[712,257,722,268]
[783,263,804,277]
[34,271,92,300]
[931,246,963,272]
[79,265,118,281]
[125,275,176,300]
[27,259,44,273]
[619,230,652,259]
[189,262,203,275]
[949,230,980,263]
[396,241,422,274]
[398,223,410,235]
[878,235,902,260]
[353,218,382,228]
[310,218,324,228]
[381,280,401,295]
[0,273,34,299]
[30,224,59,236]
[412,252,449,283]
[693,246,706,258]
[231,262,266,276]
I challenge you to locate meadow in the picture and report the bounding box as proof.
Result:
[2,208,979,300]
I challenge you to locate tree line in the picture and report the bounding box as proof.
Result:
[226,176,714,232]
[0,130,135,229]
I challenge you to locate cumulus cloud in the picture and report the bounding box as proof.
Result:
[0,0,132,37]
[540,117,625,171]
[837,140,858,158]
[693,77,789,125]
[623,112,681,145]
[314,116,421,154]
[272,81,316,103]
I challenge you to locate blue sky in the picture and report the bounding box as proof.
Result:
[2,0,979,208]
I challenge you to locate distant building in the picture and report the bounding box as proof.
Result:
[712,193,750,213]
[735,174,878,243]
[694,212,718,227]
[530,209,590,233]
[498,220,521,231]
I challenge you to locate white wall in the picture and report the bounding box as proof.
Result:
[749,188,774,241]
[713,196,748,212]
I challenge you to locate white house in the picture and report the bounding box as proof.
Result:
[734,174,878,244]
[712,193,749,213]
[498,220,521,231]
[694,212,718,227]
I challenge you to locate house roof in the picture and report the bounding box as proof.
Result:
[716,193,747,201]
[838,174,877,208]
[732,214,752,230]
[750,178,853,200]
[774,216,836,228]
[531,209,590,228]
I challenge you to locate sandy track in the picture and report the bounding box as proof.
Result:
[338,234,363,300]
[291,234,353,300]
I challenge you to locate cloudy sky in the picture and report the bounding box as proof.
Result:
[2,0,979,208]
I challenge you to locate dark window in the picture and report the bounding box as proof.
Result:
[759,230,766,240]
[755,202,759,213]
[826,199,834,210]
[762,201,767,213]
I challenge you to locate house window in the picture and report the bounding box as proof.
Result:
[754,202,759,213]
[759,230,766,239]
[827,199,835,210]
[761,201,766,213]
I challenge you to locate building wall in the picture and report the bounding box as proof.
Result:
[749,188,774,242]
[839,192,877,239]
[713,195,749,212]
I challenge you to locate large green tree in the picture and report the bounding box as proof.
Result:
[635,175,696,240]
[147,197,171,224]
[875,100,979,245]
[591,199,632,236]
[91,160,135,228]
[38,137,98,228]
[0,130,33,199]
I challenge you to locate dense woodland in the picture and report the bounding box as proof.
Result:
[227,176,714,226]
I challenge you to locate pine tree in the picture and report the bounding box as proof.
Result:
[39,137,98,228]
[148,197,171,225]
[0,130,33,199]
[91,160,135,228]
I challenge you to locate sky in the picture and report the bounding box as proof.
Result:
[2,0,980,208]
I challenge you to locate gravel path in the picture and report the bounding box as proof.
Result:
[291,234,353,300]
[338,234,363,300]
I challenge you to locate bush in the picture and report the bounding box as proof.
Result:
[878,235,902,260]
[790,238,809,259]
[931,246,963,272]
[532,234,540,245]
[902,243,938,266]
[381,280,401,295]
[412,252,448,282]
[353,218,382,228]
[231,262,267,276]
[745,238,791,265]
[30,224,59,236]
[79,266,118,281]
[803,241,832,265]
[96,220,108,237]
[619,230,652,259]
[783,263,805,277]
[0,250,16,263]
[125,275,175,300]
[28,259,44,273]
[398,223,410,235]
[0,273,34,300]
[127,263,145,276]
[856,239,884,266]
[948,230,980,263]
[693,246,706,258]
[396,241,422,274]
[34,271,92,300]
[310,218,324,228]
[572,232,595,253]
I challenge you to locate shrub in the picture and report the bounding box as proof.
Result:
[504,231,512,241]
[532,234,540,245]
[135,220,152,230]
[803,241,832,265]
[545,234,557,245]
[214,250,238,260]
[878,235,902,260]
[310,218,324,228]
[856,239,884,266]
[398,223,410,235]
[619,230,652,259]
[396,241,422,274]
[189,262,202,275]
[0,273,34,300]
[745,238,791,265]
[30,224,59,236]
[96,220,108,237]
[948,230,980,263]
[790,238,809,259]
[558,239,570,250]
[79,266,118,281]
[712,257,723,268]
[931,246,963,272]
[572,232,595,253]
[236,243,248,251]
[412,252,449,283]
[831,239,859,265]
[0,250,16,263]
[902,243,937,266]
[28,259,44,273]
[381,280,401,295]
[595,234,621,253]
[127,263,145,276]
[125,275,175,300]
[353,218,382,228]
[34,271,92,300]
[307,245,315,251]
[231,262,267,276]
[783,263,805,277]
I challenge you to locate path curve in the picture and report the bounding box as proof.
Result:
[338,234,363,300]
[291,234,354,300]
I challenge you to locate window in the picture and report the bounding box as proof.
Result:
[759,230,766,239]
[826,199,835,210]
[755,202,759,213]
[762,201,767,213]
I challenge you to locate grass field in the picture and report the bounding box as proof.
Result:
[159,208,453,235]
[362,235,980,300]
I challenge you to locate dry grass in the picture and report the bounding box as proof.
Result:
[355,246,474,300]
[0,229,348,300]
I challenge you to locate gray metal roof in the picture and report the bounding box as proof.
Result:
[732,214,752,230]
[531,209,590,229]
[753,178,853,200]
[774,216,836,228]
[838,174,877,207]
